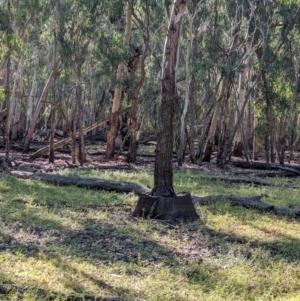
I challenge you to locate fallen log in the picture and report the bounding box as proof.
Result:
[10,171,300,219]
[232,161,300,175]
[29,108,130,160]
[193,195,300,217]
[11,171,151,196]
[175,168,272,186]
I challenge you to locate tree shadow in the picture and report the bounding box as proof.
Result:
[2,178,300,300]
[201,203,300,263]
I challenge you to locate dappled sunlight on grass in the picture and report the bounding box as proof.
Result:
[0,170,300,300]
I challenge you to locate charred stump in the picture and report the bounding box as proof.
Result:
[133,193,198,221]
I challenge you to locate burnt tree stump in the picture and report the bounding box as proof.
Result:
[133,192,199,221]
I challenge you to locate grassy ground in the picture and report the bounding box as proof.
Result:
[0,168,300,301]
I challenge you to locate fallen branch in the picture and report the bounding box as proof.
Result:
[11,171,151,196]
[10,171,300,218]
[193,194,300,217]
[29,108,130,160]
[232,161,300,175]
[181,173,272,186]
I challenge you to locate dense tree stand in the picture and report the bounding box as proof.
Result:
[133,193,199,221]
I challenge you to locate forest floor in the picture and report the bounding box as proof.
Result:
[1,142,300,301]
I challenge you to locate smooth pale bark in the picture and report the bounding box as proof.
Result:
[202,95,221,162]
[106,2,132,159]
[233,66,247,156]
[6,60,21,153]
[88,62,96,137]
[26,49,38,135]
[23,59,61,153]
[10,59,23,140]
[177,9,196,166]
[152,0,187,197]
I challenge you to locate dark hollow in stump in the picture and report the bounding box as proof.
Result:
[133,192,199,221]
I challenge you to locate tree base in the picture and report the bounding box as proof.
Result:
[133,192,199,221]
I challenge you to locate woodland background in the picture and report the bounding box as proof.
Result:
[0,0,300,167]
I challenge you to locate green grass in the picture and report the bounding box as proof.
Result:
[0,169,300,300]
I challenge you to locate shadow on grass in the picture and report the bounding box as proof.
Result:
[1,177,300,300]
[201,202,300,262]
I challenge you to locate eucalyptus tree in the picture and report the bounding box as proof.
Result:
[126,0,150,163]
[134,0,198,220]
[0,0,46,156]
[105,0,132,159]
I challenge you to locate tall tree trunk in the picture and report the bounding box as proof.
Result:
[277,67,300,165]
[76,77,85,166]
[134,0,198,221]
[88,61,96,138]
[187,73,196,163]
[106,1,132,159]
[126,1,150,163]
[152,0,187,197]
[26,48,38,136]
[23,59,61,153]
[177,9,196,166]
[262,70,271,163]
[49,28,57,164]
[4,0,11,157]
[253,114,259,161]
[233,65,247,156]
[5,56,11,158]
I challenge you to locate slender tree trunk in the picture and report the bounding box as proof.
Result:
[277,67,300,165]
[233,65,247,156]
[5,56,11,158]
[77,78,85,166]
[177,10,196,166]
[26,49,38,136]
[262,71,271,163]
[187,73,196,163]
[88,61,96,138]
[49,101,56,163]
[49,25,57,163]
[126,1,150,163]
[23,59,61,153]
[106,2,132,159]
[253,114,259,161]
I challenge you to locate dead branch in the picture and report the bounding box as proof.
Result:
[10,171,300,219]
[11,171,151,196]
[29,108,131,160]
[193,194,300,217]
[232,161,300,175]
